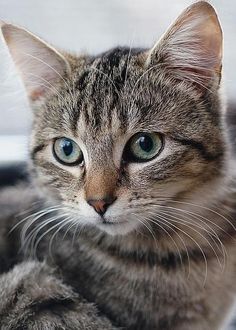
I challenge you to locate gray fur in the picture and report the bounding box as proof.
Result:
[0,2,236,329]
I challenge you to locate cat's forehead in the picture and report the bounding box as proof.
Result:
[43,47,212,144]
[66,48,147,135]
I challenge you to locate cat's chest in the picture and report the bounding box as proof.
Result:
[51,238,189,329]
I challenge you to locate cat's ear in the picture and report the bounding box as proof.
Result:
[146,1,222,90]
[0,22,71,101]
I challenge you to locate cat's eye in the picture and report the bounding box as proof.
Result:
[53,137,83,166]
[123,132,163,163]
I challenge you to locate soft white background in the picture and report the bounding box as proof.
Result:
[0,0,235,162]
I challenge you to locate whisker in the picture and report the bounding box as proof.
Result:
[157,206,228,265]
[22,211,68,254]
[28,215,71,258]
[62,218,77,240]
[149,209,225,272]
[20,206,66,242]
[142,213,189,275]
[10,204,63,235]
[72,222,85,247]
[160,198,236,232]
[133,213,158,251]
[48,216,74,258]
[145,212,208,286]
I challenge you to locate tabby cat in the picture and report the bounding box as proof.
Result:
[0,1,235,329]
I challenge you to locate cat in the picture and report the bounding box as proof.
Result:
[0,1,236,329]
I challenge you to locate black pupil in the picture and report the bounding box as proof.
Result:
[138,135,153,152]
[61,140,73,156]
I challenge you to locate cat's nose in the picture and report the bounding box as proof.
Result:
[87,196,116,216]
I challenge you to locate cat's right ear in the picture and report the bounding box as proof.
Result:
[0,22,71,101]
[145,1,222,91]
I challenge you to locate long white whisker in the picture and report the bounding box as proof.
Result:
[22,212,68,254]
[142,213,189,275]
[72,222,85,247]
[156,207,228,268]
[147,212,208,286]
[62,218,77,240]
[133,214,158,251]
[160,198,236,232]
[150,209,225,271]
[10,204,63,234]
[29,216,70,257]
[20,206,66,243]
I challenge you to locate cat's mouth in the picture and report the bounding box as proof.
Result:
[100,217,128,226]
[95,215,139,236]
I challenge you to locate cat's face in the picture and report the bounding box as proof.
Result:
[1,2,225,236]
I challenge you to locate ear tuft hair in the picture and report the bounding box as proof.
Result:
[146,1,222,91]
[0,22,71,101]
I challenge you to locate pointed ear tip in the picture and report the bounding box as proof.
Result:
[0,21,10,42]
[0,23,33,47]
[0,20,8,31]
[187,2,222,35]
[0,21,15,31]
[0,22,16,40]
[189,1,217,16]
[198,1,222,35]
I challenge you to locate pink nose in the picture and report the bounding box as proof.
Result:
[87,197,116,215]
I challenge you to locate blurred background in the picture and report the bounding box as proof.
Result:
[0,0,236,165]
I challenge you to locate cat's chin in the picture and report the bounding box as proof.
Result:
[97,220,138,236]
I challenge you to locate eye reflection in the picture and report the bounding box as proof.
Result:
[53,137,83,166]
[123,132,163,163]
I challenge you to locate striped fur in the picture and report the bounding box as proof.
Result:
[0,2,236,329]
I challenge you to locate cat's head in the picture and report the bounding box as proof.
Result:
[1,2,227,236]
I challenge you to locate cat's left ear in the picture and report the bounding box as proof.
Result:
[146,1,222,90]
[0,22,71,101]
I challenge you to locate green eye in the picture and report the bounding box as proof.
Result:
[123,132,163,163]
[53,137,83,166]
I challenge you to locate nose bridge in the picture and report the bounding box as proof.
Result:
[84,134,118,202]
[85,163,118,201]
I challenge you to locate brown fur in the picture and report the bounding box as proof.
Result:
[0,2,236,329]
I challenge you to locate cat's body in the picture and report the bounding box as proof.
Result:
[0,2,236,329]
[0,179,235,330]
